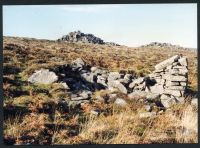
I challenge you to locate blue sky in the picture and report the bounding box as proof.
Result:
[3,4,197,48]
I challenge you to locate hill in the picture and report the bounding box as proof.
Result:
[3,36,197,145]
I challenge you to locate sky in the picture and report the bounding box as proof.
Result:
[3,4,197,48]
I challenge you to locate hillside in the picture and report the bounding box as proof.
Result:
[3,36,198,145]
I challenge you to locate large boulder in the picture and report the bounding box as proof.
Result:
[28,69,58,84]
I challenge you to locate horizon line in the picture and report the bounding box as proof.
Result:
[3,35,197,49]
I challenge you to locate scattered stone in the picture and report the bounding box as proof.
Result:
[108,72,122,81]
[95,95,104,102]
[79,91,92,99]
[60,82,70,89]
[97,75,107,87]
[158,110,164,114]
[191,98,198,107]
[70,94,78,98]
[90,67,98,72]
[71,97,85,101]
[71,58,85,71]
[81,73,95,83]
[129,77,145,88]
[128,90,147,98]
[120,74,132,84]
[109,93,117,99]
[139,112,156,118]
[114,98,127,106]
[146,93,160,101]
[28,69,58,84]
[160,94,177,108]
[90,109,100,116]
[108,80,127,94]
[144,105,152,112]
[94,69,108,75]
[134,83,146,91]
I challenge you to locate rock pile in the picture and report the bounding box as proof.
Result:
[57,30,119,46]
[28,55,189,109]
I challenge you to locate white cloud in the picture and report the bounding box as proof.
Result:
[60,5,120,13]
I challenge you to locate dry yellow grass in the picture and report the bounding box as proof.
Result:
[3,36,197,90]
[3,36,198,145]
[78,103,198,144]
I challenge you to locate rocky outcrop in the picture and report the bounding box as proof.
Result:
[140,42,189,50]
[105,42,120,46]
[57,31,119,46]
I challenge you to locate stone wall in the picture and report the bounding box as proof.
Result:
[148,55,188,107]
[28,55,189,109]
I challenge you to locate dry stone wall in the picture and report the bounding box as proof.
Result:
[28,55,189,109]
[147,55,188,107]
